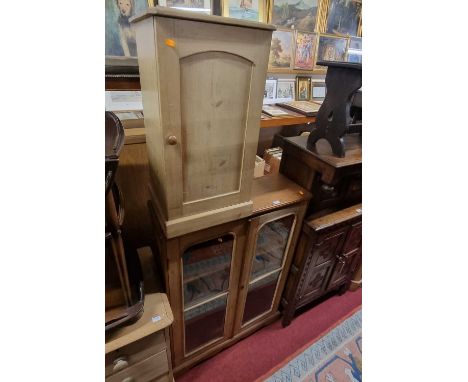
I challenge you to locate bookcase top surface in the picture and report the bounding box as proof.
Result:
[131,6,276,31]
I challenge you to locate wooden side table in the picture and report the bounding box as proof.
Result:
[105,293,174,382]
[279,134,362,214]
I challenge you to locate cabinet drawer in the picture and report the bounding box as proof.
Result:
[106,349,169,382]
[105,331,166,377]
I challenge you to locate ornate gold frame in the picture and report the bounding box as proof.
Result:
[221,0,267,22]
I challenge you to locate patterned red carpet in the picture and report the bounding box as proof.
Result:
[256,306,362,381]
[176,289,362,382]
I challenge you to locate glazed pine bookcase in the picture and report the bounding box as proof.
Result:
[149,174,311,374]
[132,7,276,238]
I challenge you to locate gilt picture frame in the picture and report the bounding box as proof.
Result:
[315,33,349,69]
[294,31,317,70]
[268,29,295,70]
[325,0,362,36]
[296,76,311,101]
[269,0,321,32]
[222,0,266,21]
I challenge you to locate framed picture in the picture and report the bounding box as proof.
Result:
[222,0,265,21]
[105,0,150,60]
[296,76,311,101]
[264,79,278,102]
[276,79,295,101]
[294,31,317,70]
[325,0,362,36]
[268,29,294,69]
[347,36,362,63]
[315,34,348,67]
[276,100,320,116]
[158,0,212,14]
[311,80,326,100]
[270,0,321,32]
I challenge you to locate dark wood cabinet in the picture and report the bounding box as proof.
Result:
[281,204,362,327]
[279,134,362,214]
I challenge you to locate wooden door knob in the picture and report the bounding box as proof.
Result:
[167,135,178,145]
[113,356,129,372]
[122,378,135,382]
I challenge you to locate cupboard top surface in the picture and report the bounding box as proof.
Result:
[251,174,312,214]
[307,203,362,231]
[131,6,276,31]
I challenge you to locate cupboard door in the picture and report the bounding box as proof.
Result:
[298,227,348,299]
[237,207,300,328]
[327,222,362,290]
[154,17,272,218]
[171,221,246,360]
[327,248,361,290]
[182,234,233,354]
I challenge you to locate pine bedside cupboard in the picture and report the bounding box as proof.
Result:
[131,7,276,238]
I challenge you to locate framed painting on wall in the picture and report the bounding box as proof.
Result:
[276,79,295,100]
[105,0,150,60]
[347,36,362,63]
[294,31,317,70]
[325,0,361,36]
[296,76,311,101]
[315,34,348,68]
[222,0,265,21]
[268,29,294,69]
[158,0,212,14]
[270,0,321,32]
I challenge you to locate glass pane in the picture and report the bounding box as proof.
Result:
[182,234,234,309]
[249,215,295,281]
[184,294,228,354]
[242,271,280,325]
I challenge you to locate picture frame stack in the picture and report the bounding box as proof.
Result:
[105,0,362,75]
[263,78,297,104]
[260,0,362,74]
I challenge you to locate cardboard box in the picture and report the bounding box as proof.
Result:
[254,155,265,178]
[263,147,282,175]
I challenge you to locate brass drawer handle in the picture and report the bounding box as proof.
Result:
[122,378,135,382]
[113,356,129,372]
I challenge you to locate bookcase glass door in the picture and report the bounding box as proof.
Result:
[182,234,234,354]
[242,215,295,325]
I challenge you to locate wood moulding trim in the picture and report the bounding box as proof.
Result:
[131,6,276,31]
[149,185,253,238]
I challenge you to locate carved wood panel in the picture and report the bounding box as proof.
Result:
[298,228,346,298]
[313,228,347,266]
[327,247,360,290]
[342,221,362,254]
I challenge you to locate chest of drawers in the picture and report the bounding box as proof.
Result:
[105,293,174,382]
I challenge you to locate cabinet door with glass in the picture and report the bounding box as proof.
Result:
[234,204,307,332]
[166,220,247,366]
